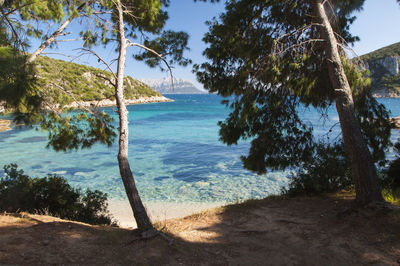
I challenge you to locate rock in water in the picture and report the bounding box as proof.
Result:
[0,119,11,132]
[390,116,400,129]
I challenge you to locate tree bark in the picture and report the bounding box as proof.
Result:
[312,0,383,204]
[114,0,155,234]
[26,2,86,64]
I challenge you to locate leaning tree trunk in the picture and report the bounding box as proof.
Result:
[114,0,155,235]
[313,0,383,204]
[26,2,86,64]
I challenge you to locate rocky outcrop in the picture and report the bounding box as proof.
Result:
[359,42,400,98]
[0,119,11,132]
[371,89,400,98]
[364,56,400,77]
[391,116,400,129]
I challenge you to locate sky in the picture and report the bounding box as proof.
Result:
[349,0,400,56]
[28,0,400,90]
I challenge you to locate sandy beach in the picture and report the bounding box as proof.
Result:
[108,200,225,228]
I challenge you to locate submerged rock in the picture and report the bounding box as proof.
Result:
[0,119,11,132]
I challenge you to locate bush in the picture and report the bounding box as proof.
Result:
[283,139,400,201]
[283,143,353,196]
[381,141,400,200]
[0,164,114,225]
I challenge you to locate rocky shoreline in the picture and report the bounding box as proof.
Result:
[372,90,400,98]
[0,96,173,132]
[391,116,400,128]
[1,96,400,132]
[65,95,173,108]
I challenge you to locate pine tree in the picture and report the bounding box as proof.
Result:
[196,0,391,204]
[94,0,190,235]
[1,0,190,234]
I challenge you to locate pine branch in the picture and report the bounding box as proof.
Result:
[127,40,175,89]
[76,48,118,81]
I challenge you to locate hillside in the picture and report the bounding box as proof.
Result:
[359,42,400,97]
[140,77,206,94]
[34,56,162,107]
[361,42,400,62]
[0,192,399,265]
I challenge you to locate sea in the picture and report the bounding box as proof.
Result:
[1,94,399,204]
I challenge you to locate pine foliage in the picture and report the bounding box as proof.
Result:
[195,0,391,189]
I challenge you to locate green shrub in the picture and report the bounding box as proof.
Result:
[283,143,353,196]
[381,141,400,200]
[283,139,400,201]
[360,42,400,61]
[0,164,114,225]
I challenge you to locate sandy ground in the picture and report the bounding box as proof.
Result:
[108,200,225,228]
[1,192,399,265]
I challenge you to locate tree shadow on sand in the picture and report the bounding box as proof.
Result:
[1,193,399,265]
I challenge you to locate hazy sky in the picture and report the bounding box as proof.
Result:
[29,0,400,90]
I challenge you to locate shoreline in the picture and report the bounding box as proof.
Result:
[372,92,400,98]
[391,116,400,128]
[108,199,226,228]
[65,95,173,108]
[0,95,173,132]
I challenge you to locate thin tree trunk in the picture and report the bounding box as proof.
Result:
[313,0,383,204]
[26,2,86,64]
[114,0,155,235]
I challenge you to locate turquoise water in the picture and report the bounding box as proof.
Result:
[1,95,399,203]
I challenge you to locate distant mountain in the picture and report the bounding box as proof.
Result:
[358,42,400,97]
[139,77,207,94]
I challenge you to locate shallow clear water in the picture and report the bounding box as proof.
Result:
[1,95,399,203]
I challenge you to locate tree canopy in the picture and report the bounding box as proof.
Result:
[2,0,192,234]
[0,0,190,152]
[195,0,391,179]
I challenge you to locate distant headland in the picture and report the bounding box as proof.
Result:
[357,42,400,98]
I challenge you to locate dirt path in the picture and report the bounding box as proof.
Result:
[1,193,399,265]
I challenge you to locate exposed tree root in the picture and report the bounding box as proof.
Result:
[128,228,175,246]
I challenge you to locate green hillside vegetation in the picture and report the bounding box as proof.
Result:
[360,42,400,61]
[34,56,160,106]
[359,42,400,95]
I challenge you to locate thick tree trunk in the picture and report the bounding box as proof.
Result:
[26,2,86,64]
[114,0,155,234]
[313,0,383,204]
